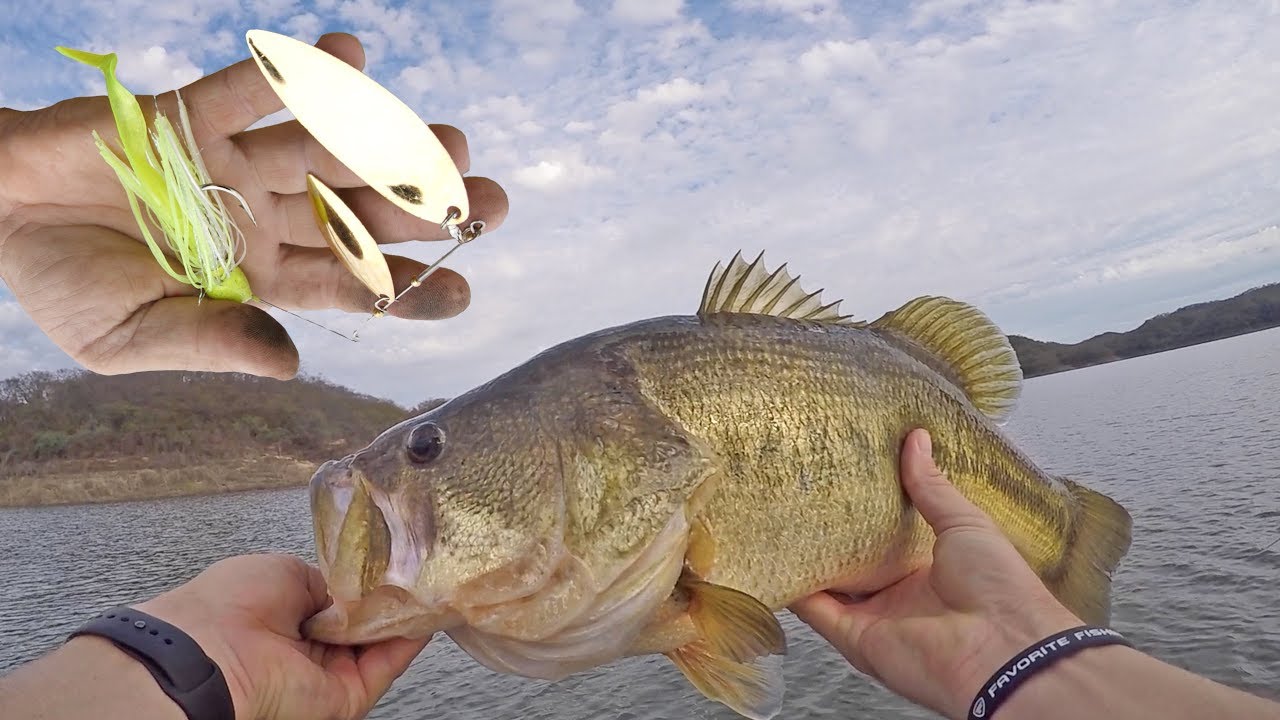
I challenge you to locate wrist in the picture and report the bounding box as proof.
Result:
[67,635,190,719]
[948,603,1083,718]
[995,642,1138,717]
[134,595,257,720]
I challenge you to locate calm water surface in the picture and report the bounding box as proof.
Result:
[4,328,1280,718]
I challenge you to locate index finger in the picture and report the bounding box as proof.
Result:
[353,635,432,709]
[163,32,366,138]
[270,554,334,634]
[789,592,878,676]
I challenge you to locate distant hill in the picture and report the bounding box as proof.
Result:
[0,370,433,507]
[1010,282,1280,378]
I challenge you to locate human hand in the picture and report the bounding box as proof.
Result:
[790,429,1082,720]
[134,553,427,720]
[0,32,508,379]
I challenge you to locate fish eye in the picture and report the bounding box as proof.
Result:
[405,422,446,465]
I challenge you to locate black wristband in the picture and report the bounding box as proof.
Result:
[967,625,1133,719]
[67,606,236,720]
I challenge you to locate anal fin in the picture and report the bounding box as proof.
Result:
[663,573,787,719]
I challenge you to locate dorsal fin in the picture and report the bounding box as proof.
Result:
[870,296,1023,423]
[697,251,855,324]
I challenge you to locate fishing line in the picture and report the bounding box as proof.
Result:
[253,297,360,342]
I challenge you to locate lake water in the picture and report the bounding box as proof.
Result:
[3,328,1279,718]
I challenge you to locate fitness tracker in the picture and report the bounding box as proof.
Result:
[68,606,235,720]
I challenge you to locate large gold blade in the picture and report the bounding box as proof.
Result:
[246,29,469,226]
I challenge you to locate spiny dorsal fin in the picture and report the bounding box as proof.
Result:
[870,296,1023,423]
[664,574,787,720]
[698,251,856,324]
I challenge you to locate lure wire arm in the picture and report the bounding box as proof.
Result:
[372,209,486,316]
[351,211,484,342]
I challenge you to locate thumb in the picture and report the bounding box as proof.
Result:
[900,429,997,536]
[88,297,300,379]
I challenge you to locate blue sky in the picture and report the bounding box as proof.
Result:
[3,0,1280,404]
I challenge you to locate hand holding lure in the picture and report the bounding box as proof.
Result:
[59,31,486,344]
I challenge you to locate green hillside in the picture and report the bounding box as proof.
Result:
[0,370,424,507]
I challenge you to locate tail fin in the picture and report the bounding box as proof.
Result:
[1044,479,1133,626]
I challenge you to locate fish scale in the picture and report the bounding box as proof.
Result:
[625,314,949,607]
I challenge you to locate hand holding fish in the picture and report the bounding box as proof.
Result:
[0,32,508,379]
[791,429,1082,719]
[792,429,1280,720]
[131,553,431,720]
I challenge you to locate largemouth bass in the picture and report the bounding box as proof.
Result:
[305,252,1132,719]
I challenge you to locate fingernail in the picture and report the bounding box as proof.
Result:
[916,430,932,455]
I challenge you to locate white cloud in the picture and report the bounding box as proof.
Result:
[127,46,204,94]
[336,0,423,51]
[1068,227,1280,289]
[635,76,706,105]
[253,0,301,21]
[603,77,729,140]
[335,0,441,68]
[283,12,325,40]
[462,94,538,125]
[396,57,456,102]
[611,0,683,25]
[512,147,612,191]
[644,18,713,57]
[798,39,882,79]
[0,300,72,380]
[492,0,584,66]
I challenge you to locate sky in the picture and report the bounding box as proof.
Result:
[3,0,1280,404]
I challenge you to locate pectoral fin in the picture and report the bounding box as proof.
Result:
[664,574,787,720]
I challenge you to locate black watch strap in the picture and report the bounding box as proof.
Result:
[68,606,236,720]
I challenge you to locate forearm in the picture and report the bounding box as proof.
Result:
[0,636,186,720]
[996,644,1279,720]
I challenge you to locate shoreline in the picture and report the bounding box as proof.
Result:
[0,456,317,509]
[1018,324,1280,379]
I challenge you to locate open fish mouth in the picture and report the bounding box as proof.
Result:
[316,462,391,601]
[306,459,446,643]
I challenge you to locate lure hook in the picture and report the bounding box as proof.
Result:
[200,183,257,225]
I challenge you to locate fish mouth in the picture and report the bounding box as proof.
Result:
[306,459,449,644]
